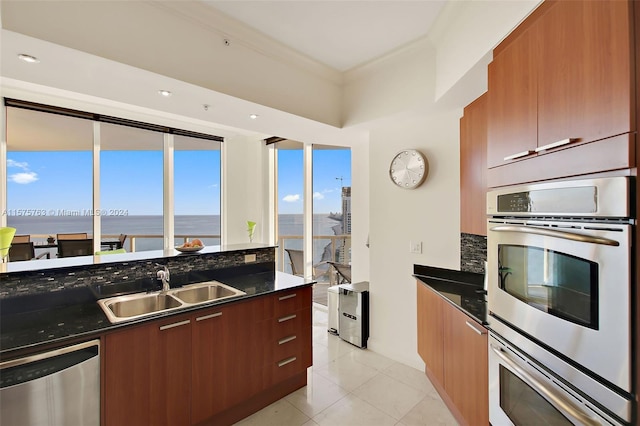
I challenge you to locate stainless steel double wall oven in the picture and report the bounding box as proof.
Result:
[486,177,635,425]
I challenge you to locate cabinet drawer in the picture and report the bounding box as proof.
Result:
[263,348,311,387]
[273,287,311,317]
[273,308,309,338]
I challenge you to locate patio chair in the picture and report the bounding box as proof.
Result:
[8,242,50,261]
[12,235,31,243]
[58,239,94,258]
[327,261,352,284]
[284,248,328,278]
[57,232,88,240]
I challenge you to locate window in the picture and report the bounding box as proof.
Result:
[100,123,164,252]
[174,135,221,246]
[2,100,223,260]
[313,145,351,287]
[5,107,93,259]
[276,140,304,275]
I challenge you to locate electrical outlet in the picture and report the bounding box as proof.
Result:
[410,241,422,254]
[244,254,256,263]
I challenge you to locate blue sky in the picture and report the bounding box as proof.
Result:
[7,147,349,215]
[277,148,351,214]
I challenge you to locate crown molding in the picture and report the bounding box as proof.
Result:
[343,36,435,85]
[146,1,343,86]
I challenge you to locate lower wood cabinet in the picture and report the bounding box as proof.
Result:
[417,281,488,426]
[103,286,312,426]
[104,313,192,426]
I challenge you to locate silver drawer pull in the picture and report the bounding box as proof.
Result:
[503,150,534,161]
[196,312,222,321]
[278,293,297,301]
[278,335,297,345]
[160,319,190,330]
[465,321,486,335]
[278,314,297,322]
[534,138,576,152]
[278,314,297,323]
[278,357,297,367]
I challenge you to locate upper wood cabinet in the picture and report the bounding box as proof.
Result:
[460,93,488,236]
[487,27,537,169]
[487,0,636,186]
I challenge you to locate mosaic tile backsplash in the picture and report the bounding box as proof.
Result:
[0,248,274,300]
[460,233,486,274]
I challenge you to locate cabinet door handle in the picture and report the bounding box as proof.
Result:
[278,335,297,345]
[465,321,487,335]
[160,319,191,330]
[278,293,297,301]
[503,150,534,161]
[278,356,297,367]
[196,312,222,321]
[534,138,576,153]
[278,314,297,323]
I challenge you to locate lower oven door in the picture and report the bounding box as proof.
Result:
[487,219,631,392]
[489,333,622,426]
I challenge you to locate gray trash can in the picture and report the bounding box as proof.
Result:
[327,285,340,335]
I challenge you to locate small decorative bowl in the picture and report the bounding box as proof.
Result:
[175,245,203,253]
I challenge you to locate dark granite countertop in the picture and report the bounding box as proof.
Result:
[413,264,488,326]
[0,268,314,360]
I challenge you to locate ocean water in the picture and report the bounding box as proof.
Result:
[7,214,345,265]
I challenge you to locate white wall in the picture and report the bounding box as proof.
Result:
[222,135,268,245]
[366,108,461,369]
[428,0,541,100]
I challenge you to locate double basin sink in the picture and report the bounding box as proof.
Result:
[98,281,246,323]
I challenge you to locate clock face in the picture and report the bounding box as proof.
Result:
[389,149,428,189]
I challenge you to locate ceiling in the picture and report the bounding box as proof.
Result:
[201,0,447,71]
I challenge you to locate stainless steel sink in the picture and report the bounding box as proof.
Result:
[98,292,184,323]
[98,280,245,323]
[168,281,246,304]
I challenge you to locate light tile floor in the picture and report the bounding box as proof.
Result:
[234,304,458,426]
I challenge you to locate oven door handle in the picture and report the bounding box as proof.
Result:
[490,344,601,426]
[489,225,619,247]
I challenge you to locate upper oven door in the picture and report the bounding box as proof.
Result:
[487,219,632,393]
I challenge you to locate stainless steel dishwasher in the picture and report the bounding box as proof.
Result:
[0,339,100,426]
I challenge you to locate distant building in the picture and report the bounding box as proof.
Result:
[340,187,351,263]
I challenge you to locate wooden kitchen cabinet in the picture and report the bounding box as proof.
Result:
[417,281,488,426]
[487,0,636,186]
[103,287,312,426]
[191,306,228,424]
[443,298,488,426]
[104,314,192,426]
[263,287,313,387]
[486,27,537,170]
[536,0,633,149]
[417,280,444,384]
[460,92,488,236]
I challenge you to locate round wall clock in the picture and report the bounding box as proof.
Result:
[389,149,428,189]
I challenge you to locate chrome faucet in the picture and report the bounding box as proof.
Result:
[156,264,170,291]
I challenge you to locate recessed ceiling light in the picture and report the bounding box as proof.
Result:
[158,90,172,97]
[18,54,40,63]
[249,114,258,119]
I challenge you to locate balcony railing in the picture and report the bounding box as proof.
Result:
[277,234,351,283]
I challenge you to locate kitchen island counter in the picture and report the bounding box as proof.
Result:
[0,269,313,360]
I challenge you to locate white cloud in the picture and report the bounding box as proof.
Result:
[282,194,300,202]
[7,159,29,170]
[9,172,39,184]
[313,192,324,200]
